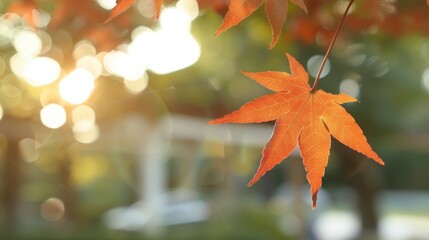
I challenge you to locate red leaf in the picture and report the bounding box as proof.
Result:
[209,53,384,208]
[215,0,307,48]
[104,0,136,23]
[104,0,163,23]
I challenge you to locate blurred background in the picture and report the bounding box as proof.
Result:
[1,0,429,239]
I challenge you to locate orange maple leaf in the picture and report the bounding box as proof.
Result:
[105,0,163,23]
[215,0,308,48]
[209,53,384,208]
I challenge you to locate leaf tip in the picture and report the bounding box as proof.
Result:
[214,25,228,37]
[268,39,277,49]
[247,177,258,187]
[312,190,318,209]
[208,119,220,125]
[377,158,385,166]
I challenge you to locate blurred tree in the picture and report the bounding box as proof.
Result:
[1,0,429,238]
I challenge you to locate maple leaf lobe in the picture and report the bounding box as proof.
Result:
[215,0,308,48]
[209,53,384,208]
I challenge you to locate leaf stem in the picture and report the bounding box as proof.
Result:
[310,0,355,92]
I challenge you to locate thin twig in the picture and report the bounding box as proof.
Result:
[311,0,355,92]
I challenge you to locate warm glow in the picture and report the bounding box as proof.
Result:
[176,0,199,21]
[40,103,67,129]
[72,105,96,133]
[125,5,200,75]
[74,123,100,144]
[123,73,149,94]
[129,12,200,74]
[0,57,6,76]
[10,53,32,78]
[12,29,42,56]
[76,55,102,79]
[73,40,96,60]
[23,57,61,86]
[104,50,145,80]
[160,7,192,31]
[59,69,95,104]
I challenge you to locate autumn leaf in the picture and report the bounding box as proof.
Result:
[104,0,163,23]
[215,0,308,48]
[209,53,384,208]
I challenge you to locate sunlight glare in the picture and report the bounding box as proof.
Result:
[107,5,200,76]
[104,50,145,80]
[12,29,42,56]
[176,0,199,21]
[59,69,94,104]
[129,8,200,75]
[40,103,66,129]
[23,57,61,86]
[160,7,192,31]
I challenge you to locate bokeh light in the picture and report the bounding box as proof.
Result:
[40,103,66,129]
[18,138,39,163]
[340,79,360,98]
[104,49,145,80]
[12,29,42,56]
[421,68,429,92]
[176,0,199,21]
[40,198,65,221]
[0,57,6,76]
[307,55,331,79]
[73,40,97,60]
[127,4,200,75]
[0,104,3,120]
[74,123,100,144]
[137,0,157,18]
[1,83,22,108]
[10,53,32,78]
[72,105,96,133]
[23,57,61,86]
[96,0,116,10]
[76,55,102,79]
[124,73,149,94]
[59,69,95,104]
